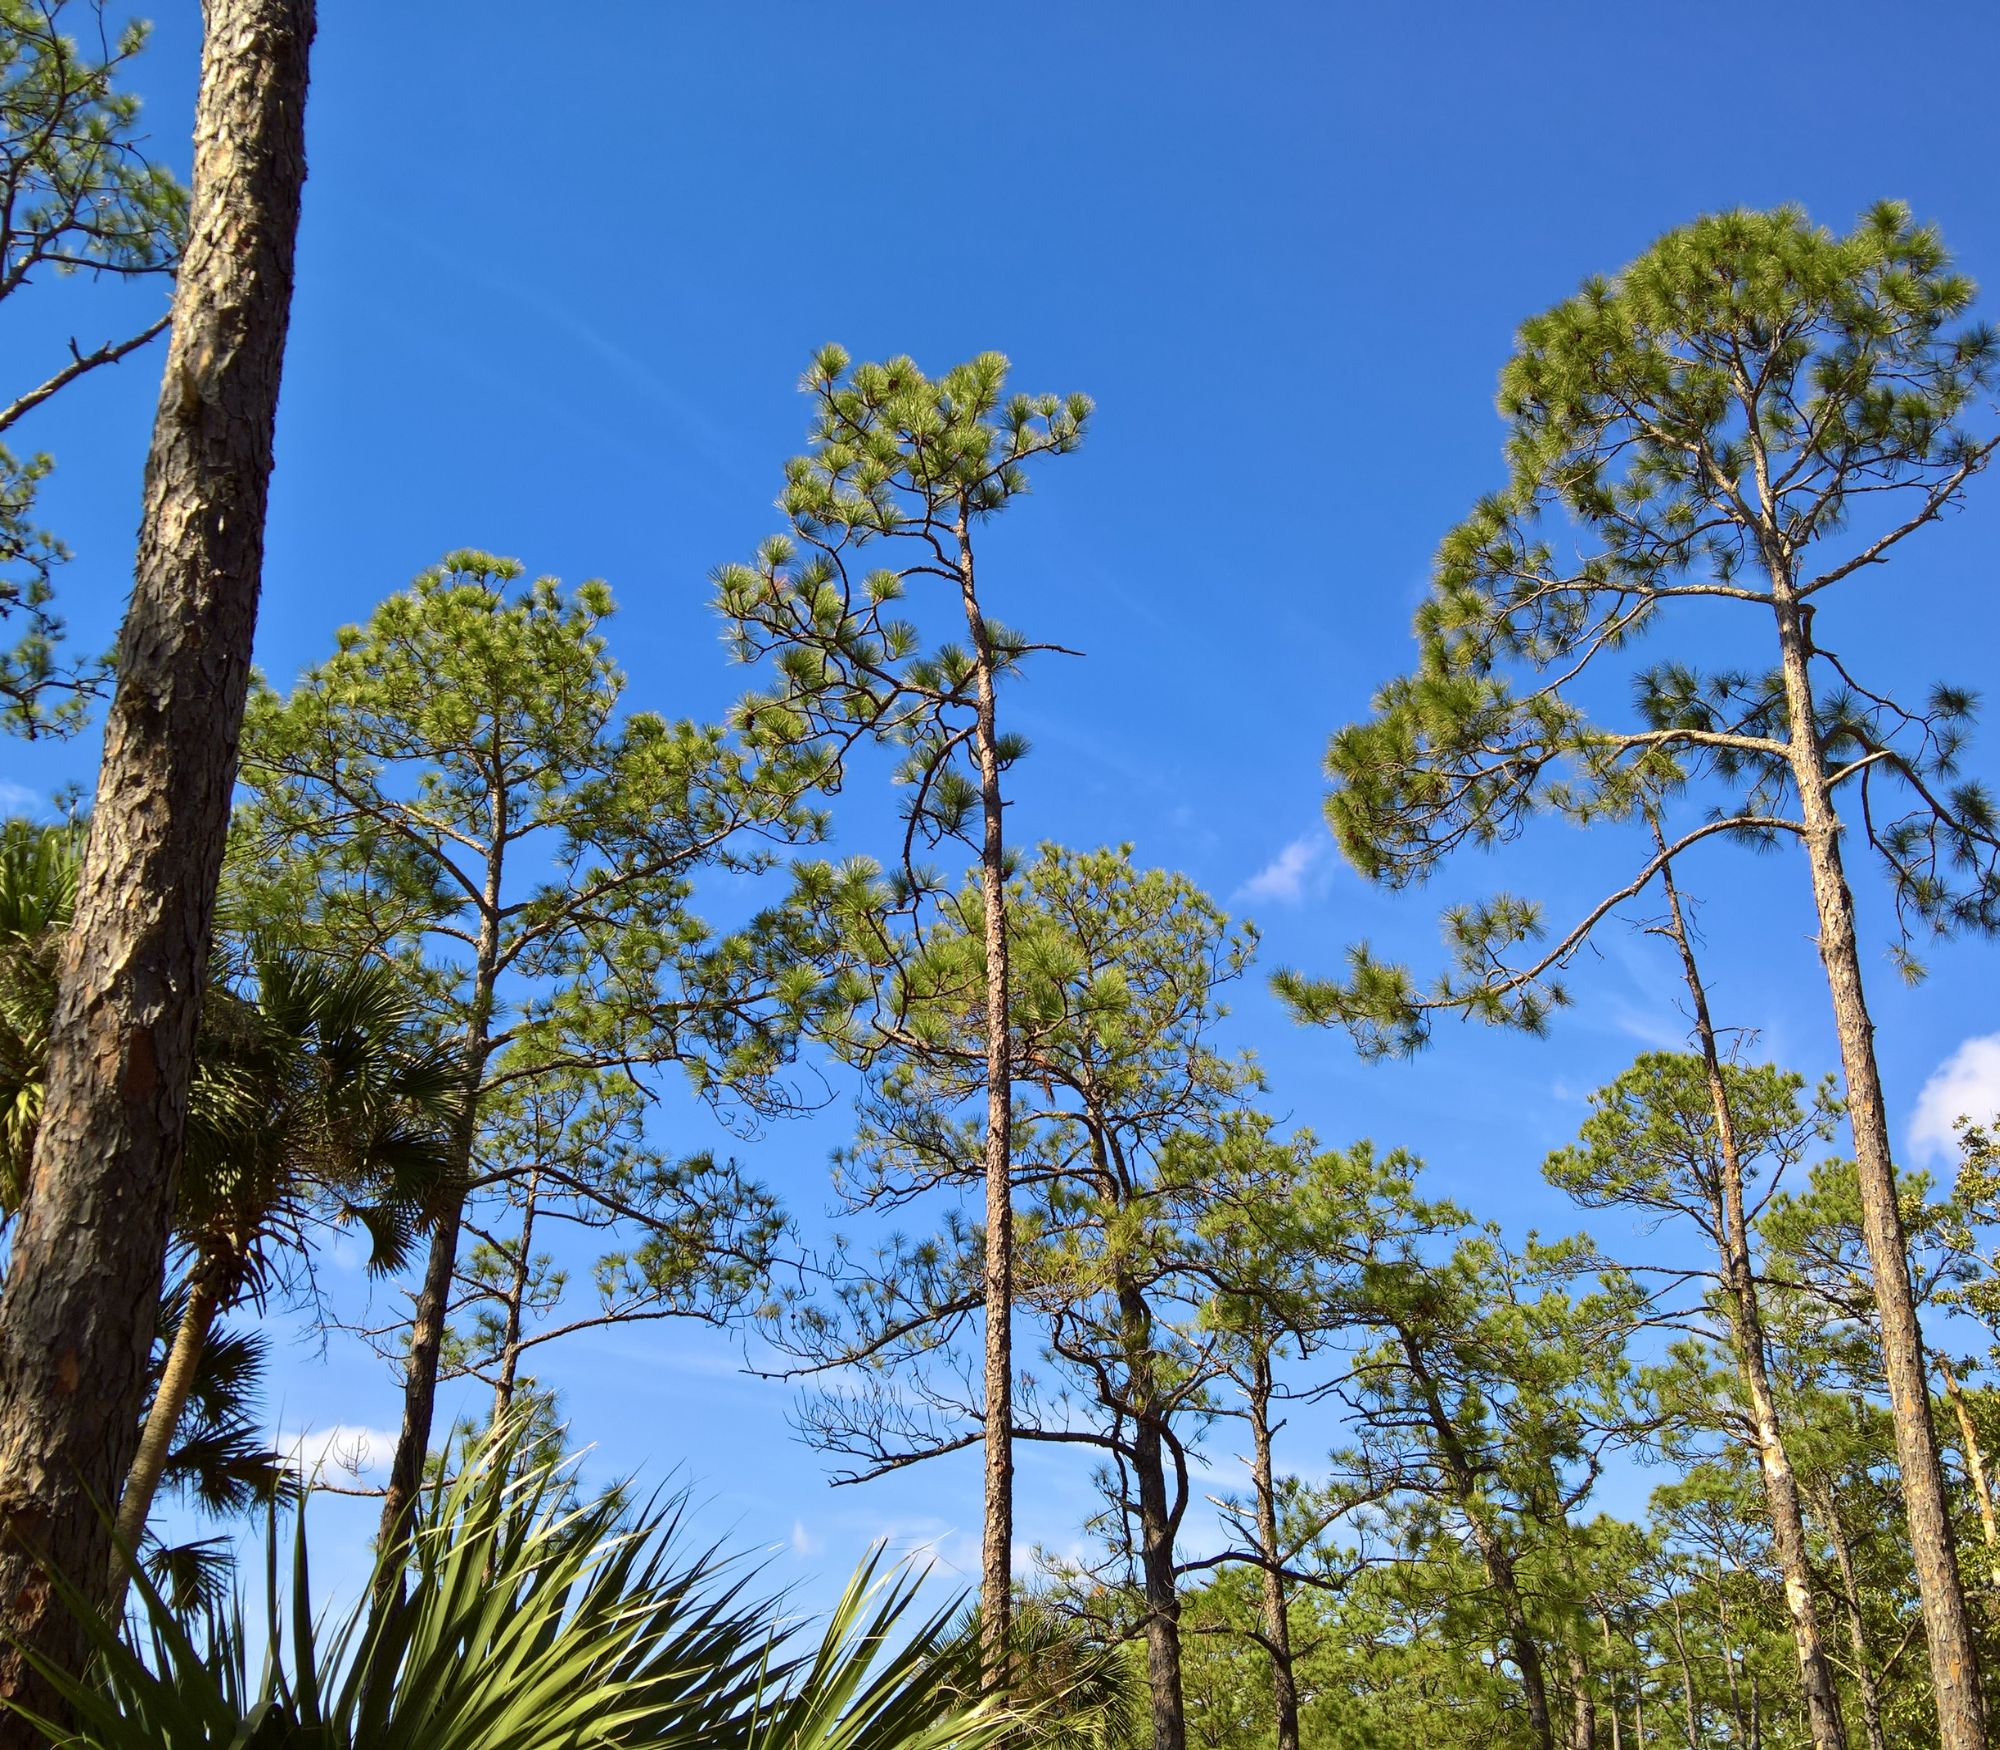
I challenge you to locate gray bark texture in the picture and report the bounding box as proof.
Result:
[1769,574,1986,1750]
[0,0,313,1733]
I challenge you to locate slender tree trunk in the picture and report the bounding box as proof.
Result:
[1937,1356,2000,1597]
[489,1174,539,1427]
[376,1194,465,1553]
[1399,1328,1555,1750]
[1769,575,1986,1748]
[1811,1480,1888,1750]
[1118,1281,1186,1750]
[1132,1420,1187,1750]
[957,505,1015,1691]
[1656,843,1849,1750]
[1247,1346,1301,1750]
[1668,1594,1700,1750]
[107,1258,223,1608]
[1592,1616,1624,1750]
[0,2,313,1732]
[1564,1640,1596,1750]
[1716,1558,1748,1744]
[375,809,503,1569]
[1599,1610,1623,1750]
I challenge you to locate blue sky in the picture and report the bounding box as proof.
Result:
[8,0,2000,1608]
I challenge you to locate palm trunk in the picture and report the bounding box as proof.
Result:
[1656,843,1849,1750]
[0,2,313,1732]
[107,1260,224,1608]
[957,504,1015,1691]
[1768,578,1985,1747]
[1247,1346,1301,1750]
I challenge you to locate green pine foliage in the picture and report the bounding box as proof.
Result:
[0,0,185,735]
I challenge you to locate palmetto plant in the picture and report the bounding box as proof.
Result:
[7,1420,1021,1750]
[936,1601,1147,1749]
[0,820,462,1595]
[0,819,77,1209]
[109,946,463,1599]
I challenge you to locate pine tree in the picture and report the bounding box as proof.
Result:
[1546,1044,1850,1749]
[235,551,819,1575]
[0,0,186,734]
[714,348,1089,1686]
[1278,203,1999,1747]
[0,2,311,1731]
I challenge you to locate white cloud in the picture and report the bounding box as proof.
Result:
[1910,1034,2000,1165]
[0,780,39,814]
[278,1423,398,1479]
[1236,835,1325,906]
[789,1519,824,1558]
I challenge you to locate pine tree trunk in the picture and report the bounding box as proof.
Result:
[375,822,502,1571]
[1656,846,1849,1750]
[1718,1558,1749,1744]
[489,1176,539,1427]
[1812,1480,1888,1750]
[1132,1419,1187,1750]
[957,505,1015,1692]
[1117,1281,1186,1750]
[1599,1611,1624,1750]
[1247,1347,1301,1750]
[107,1261,223,1609]
[1668,1594,1699,1750]
[0,2,313,1732]
[1564,1641,1596,1750]
[1938,1356,2000,1597]
[1399,1329,1554,1750]
[1768,579,1986,1749]
[376,1195,464,1547]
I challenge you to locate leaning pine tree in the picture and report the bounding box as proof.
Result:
[1275,203,1999,1748]
[0,0,313,1736]
[714,348,1089,1689]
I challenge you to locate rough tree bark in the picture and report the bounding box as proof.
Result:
[957,501,1016,1692]
[1655,845,1849,1750]
[1767,562,1986,1749]
[0,1,313,1733]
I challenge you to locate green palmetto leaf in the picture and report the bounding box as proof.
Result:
[7,1417,1030,1750]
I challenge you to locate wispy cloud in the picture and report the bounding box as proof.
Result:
[1911,1034,2000,1165]
[0,780,39,814]
[278,1423,398,1479]
[789,1519,824,1558]
[1236,835,1326,906]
